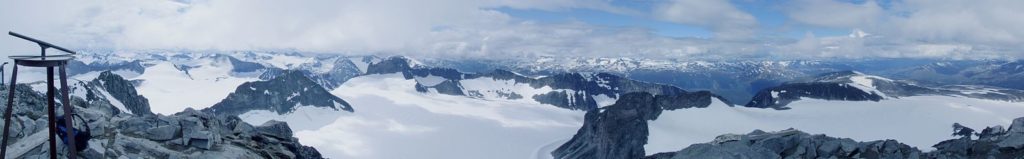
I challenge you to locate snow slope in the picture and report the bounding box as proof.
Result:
[645,96,1024,155]
[238,105,348,131]
[248,73,585,159]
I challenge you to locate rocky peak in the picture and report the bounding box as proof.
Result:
[205,70,353,116]
[552,92,729,159]
[92,71,153,115]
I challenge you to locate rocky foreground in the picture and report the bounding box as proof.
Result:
[645,117,1024,159]
[0,71,322,158]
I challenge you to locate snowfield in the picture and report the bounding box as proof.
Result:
[238,106,349,131]
[242,73,585,159]
[646,95,1024,155]
[133,62,257,114]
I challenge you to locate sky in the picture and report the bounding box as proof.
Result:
[1,0,1022,59]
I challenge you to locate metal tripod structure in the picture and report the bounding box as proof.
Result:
[0,32,79,159]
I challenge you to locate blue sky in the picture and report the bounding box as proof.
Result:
[0,0,1021,59]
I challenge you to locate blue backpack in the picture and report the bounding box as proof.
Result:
[55,114,90,152]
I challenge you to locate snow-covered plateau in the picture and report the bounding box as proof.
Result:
[647,96,1024,154]
[241,73,585,159]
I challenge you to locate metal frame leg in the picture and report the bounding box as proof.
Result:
[59,64,77,158]
[46,67,56,159]
[0,64,17,157]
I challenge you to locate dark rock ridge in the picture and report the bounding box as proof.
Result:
[88,71,153,115]
[645,117,1024,159]
[746,70,1024,108]
[365,56,693,110]
[205,70,353,116]
[551,92,728,159]
[0,80,324,158]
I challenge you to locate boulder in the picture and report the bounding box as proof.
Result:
[143,125,180,141]
[257,120,293,139]
[187,131,216,150]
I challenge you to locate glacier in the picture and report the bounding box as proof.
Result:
[646,95,1024,155]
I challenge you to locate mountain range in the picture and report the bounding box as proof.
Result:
[8,50,1022,158]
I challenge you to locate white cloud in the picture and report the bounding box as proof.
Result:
[786,0,884,28]
[0,0,628,54]
[1,0,1021,60]
[782,0,1024,58]
[654,0,757,39]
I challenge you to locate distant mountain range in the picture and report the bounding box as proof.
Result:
[417,56,1023,103]
[64,51,1024,106]
[747,70,1024,108]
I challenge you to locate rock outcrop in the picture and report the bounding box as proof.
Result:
[551,92,726,159]
[927,117,1024,158]
[1,73,324,158]
[92,71,152,115]
[205,70,353,116]
[645,129,922,159]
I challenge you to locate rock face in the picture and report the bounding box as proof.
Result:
[92,71,152,115]
[551,93,655,159]
[645,129,922,159]
[205,70,353,116]
[366,56,690,110]
[0,73,324,159]
[551,92,726,159]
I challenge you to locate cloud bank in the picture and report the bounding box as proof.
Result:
[0,0,1021,59]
